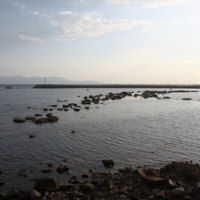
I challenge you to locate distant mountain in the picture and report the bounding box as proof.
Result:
[0,76,103,85]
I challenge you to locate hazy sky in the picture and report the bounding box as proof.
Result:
[0,0,199,84]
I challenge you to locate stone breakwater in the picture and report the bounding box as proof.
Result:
[33,84,200,89]
[1,161,200,200]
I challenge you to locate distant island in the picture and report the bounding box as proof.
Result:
[0,76,103,85]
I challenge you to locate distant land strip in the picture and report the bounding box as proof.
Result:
[33,84,200,89]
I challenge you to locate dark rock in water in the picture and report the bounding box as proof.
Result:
[29,135,36,138]
[0,181,5,186]
[41,169,52,173]
[18,173,28,177]
[64,109,69,111]
[71,130,75,133]
[85,107,89,110]
[43,108,48,111]
[13,118,26,123]
[46,113,53,117]
[48,163,53,168]
[57,108,63,111]
[74,108,80,111]
[80,183,95,191]
[82,173,89,178]
[26,116,35,120]
[56,164,69,173]
[0,171,3,174]
[35,116,59,124]
[102,160,114,168]
[49,109,53,111]
[182,98,192,100]
[51,105,58,107]
[34,177,58,192]
[35,114,42,117]
[89,169,93,173]
[140,176,166,186]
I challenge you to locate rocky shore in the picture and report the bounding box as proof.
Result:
[1,160,200,200]
[33,85,200,89]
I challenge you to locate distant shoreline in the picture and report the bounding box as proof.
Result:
[33,84,200,89]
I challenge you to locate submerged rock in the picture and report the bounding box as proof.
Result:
[13,118,26,123]
[56,164,69,173]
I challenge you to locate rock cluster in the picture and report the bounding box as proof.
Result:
[1,161,200,200]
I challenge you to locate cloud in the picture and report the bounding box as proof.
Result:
[18,35,44,43]
[45,11,154,40]
[13,3,26,9]
[106,0,191,8]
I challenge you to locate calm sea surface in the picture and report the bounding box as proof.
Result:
[1,84,200,192]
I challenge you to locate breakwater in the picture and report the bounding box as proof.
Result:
[33,84,200,89]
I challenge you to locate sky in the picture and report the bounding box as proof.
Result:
[0,0,199,84]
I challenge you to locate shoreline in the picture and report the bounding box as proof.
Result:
[0,160,200,200]
[33,84,200,89]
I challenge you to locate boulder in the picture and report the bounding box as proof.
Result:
[35,114,42,117]
[192,182,200,194]
[74,190,83,197]
[170,187,185,197]
[80,183,95,191]
[29,135,36,138]
[48,163,53,168]
[43,108,48,111]
[30,190,41,200]
[7,189,19,198]
[13,118,26,123]
[46,113,53,117]
[26,116,35,120]
[82,173,89,178]
[166,179,177,188]
[41,169,52,173]
[56,164,69,173]
[155,190,165,198]
[92,172,101,183]
[58,182,74,190]
[102,160,114,168]
[133,168,145,178]
[34,177,58,192]
[140,176,166,186]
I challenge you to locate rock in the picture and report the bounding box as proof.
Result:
[13,118,26,123]
[26,116,35,120]
[30,189,41,199]
[102,159,114,168]
[0,193,6,200]
[128,195,141,200]
[89,169,93,173]
[166,179,177,188]
[44,191,49,196]
[0,181,5,186]
[192,182,200,194]
[74,190,83,197]
[82,173,89,178]
[57,108,63,111]
[72,130,75,133]
[0,171,3,174]
[41,169,52,173]
[56,164,69,173]
[145,169,160,177]
[182,98,192,100]
[34,177,58,192]
[170,187,185,197]
[92,172,101,183]
[133,168,145,178]
[58,182,74,190]
[140,176,166,186]
[80,183,95,191]
[48,163,53,168]
[29,135,36,138]
[7,189,19,198]
[97,179,113,190]
[46,113,53,117]
[35,114,42,117]
[155,190,165,198]
[43,108,48,111]
[51,105,58,107]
